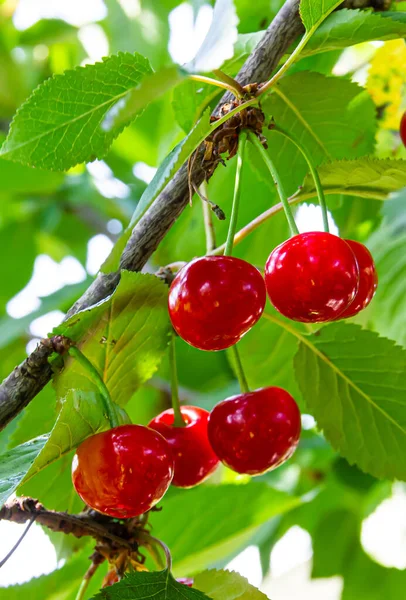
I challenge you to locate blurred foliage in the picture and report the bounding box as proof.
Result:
[0,1,405,599]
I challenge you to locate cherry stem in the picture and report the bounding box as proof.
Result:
[138,532,173,572]
[75,562,100,600]
[213,69,245,97]
[224,130,247,256]
[188,73,243,98]
[231,345,249,394]
[68,346,120,429]
[271,125,329,232]
[248,132,299,237]
[169,334,186,427]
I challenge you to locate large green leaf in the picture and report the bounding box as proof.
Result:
[54,272,171,406]
[294,323,406,480]
[150,482,300,575]
[0,435,48,506]
[93,570,209,599]
[0,52,152,170]
[295,158,406,203]
[304,10,406,57]
[299,0,343,32]
[185,0,239,73]
[362,189,406,348]
[311,509,358,578]
[261,72,376,195]
[194,569,269,599]
[172,80,220,134]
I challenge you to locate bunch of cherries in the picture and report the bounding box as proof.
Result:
[72,227,377,521]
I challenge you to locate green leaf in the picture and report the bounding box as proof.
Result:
[108,65,184,131]
[362,190,406,347]
[294,323,406,480]
[149,482,300,575]
[0,52,153,170]
[172,79,220,133]
[262,72,376,195]
[102,108,212,272]
[194,569,269,599]
[342,544,406,600]
[185,0,239,73]
[304,10,406,58]
[93,569,209,599]
[0,221,36,314]
[21,389,108,484]
[295,158,406,203]
[0,435,48,506]
[54,272,171,406]
[299,0,343,32]
[0,158,63,193]
[312,509,358,578]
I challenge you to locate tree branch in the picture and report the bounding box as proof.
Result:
[0,0,389,431]
[0,497,138,551]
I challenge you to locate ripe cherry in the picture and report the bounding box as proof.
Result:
[148,406,219,488]
[72,425,174,518]
[177,578,194,587]
[400,112,406,147]
[168,256,266,351]
[336,240,377,319]
[264,232,359,322]
[208,387,301,475]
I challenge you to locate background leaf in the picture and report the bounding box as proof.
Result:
[54,271,171,406]
[0,435,48,506]
[194,569,269,599]
[149,483,300,575]
[299,0,343,32]
[294,323,406,480]
[0,52,152,170]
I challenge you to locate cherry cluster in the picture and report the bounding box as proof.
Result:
[72,229,377,523]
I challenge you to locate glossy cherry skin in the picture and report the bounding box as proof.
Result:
[336,240,378,319]
[72,425,174,518]
[264,232,359,322]
[400,112,406,147]
[177,578,194,587]
[148,406,219,488]
[168,256,266,351]
[208,387,301,475]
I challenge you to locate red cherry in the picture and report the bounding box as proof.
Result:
[400,112,406,147]
[72,425,174,518]
[148,406,219,488]
[168,256,266,351]
[177,578,194,587]
[336,240,377,319]
[264,232,359,322]
[208,387,301,475]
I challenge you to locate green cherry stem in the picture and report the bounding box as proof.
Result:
[168,334,186,427]
[188,73,242,98]
[138,532,173,572]
[231,345,249,394]
[224,130,247,256]
[224,129,250,395]
[68,346,119,429]
[248,132,299,237]
[271,125,329,232]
